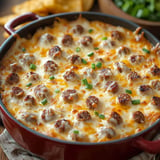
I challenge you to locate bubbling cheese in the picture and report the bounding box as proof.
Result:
[0,16,160,143]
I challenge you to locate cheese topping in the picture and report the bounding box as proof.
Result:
[0,17,160,142]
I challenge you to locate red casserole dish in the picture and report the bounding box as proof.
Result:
[0,12,160,160]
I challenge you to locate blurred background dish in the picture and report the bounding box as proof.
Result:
[98,0,160,39]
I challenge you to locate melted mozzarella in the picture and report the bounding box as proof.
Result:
[0,17,159,143]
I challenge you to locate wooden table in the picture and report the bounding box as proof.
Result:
[0,0,159,160]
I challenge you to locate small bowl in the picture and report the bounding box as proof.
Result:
[98,0,160,39]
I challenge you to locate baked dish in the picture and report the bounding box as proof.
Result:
[0,16,160,142]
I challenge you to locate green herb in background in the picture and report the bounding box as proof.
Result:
[114,0,160,21]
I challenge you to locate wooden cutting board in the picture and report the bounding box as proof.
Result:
[0,127,8,160]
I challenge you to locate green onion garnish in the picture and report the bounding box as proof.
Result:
[81,58,87,64]
[26,82,32,87]
[96,62,102,68]
[73,130,79,134]
[125,89,132,94]
[99,114,105,119]
[142,48,150,54]
[91,63,96,69]
[87,52,94,57]
[22,48,26,52]
[88,29,93,33]
[94,47,99,50]
[49,75,55,80]
[132,99,140,105]
[30,64,36,70]
[41,98,48,105]
[54,88,60,93]
[102,37,108,40]
[82,78,88,85]
[94,111,99,116]
[76,47,81,52]
[82,79,93,90]
[85,83,93,90]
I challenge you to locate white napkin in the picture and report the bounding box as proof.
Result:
[0,129,159,160]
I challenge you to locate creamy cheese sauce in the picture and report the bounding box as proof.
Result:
[0,17,160,142]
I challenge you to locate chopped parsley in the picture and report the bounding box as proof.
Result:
[94,47,99,50]
[102,37,108,40]
[142,48,150,54]
[81,58,87,64]
[91,63,96,69]
[22,47,26,52]
[96,62,102,68]
[82,78,92,90]
[125,89,132,94]
[26,82,32,87]
[49,75,55,80]
[132,99,140,105]
[94,111,105,119]
[94,111,99,116]
[73,130,79,134]
[85,83,93,89]
[29,64,36,70]
[99,114,105,119]
[41,98,48,105]
[76,47,81,52]
[87,52,94,57]
[54,88,60,93]
[88,29,93,33]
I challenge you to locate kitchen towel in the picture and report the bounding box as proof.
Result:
[0,129,159,160]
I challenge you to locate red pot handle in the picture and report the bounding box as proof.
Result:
[4,12,41,35]
[133,136,160,154]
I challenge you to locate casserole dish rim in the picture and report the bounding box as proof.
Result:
[0,11,160,146]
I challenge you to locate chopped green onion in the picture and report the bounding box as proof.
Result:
[82,79,93,90]
[102,37,108,40]
[125,89,132,94]
[82,78,88,85]
[54,88,60,93]
[81,58,87,64]
[142,48,150,54]
[85,83,93,90]
[76,47,81,52]
[91,63,96,69]
[41,98,48,105]
[99,114,105,119]
[22,48,26,52]
[88,29,93,33]
[87,52,94,57]
[26,82,32,87]
[73,130,79,134]
[132,99,140,105]
[94,47,99,50]
[94,111,99,116]
[96,62,102,68]
[30,64,36,70]
[49,75,55,80]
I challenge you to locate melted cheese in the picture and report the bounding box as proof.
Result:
[0,17,160,143]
